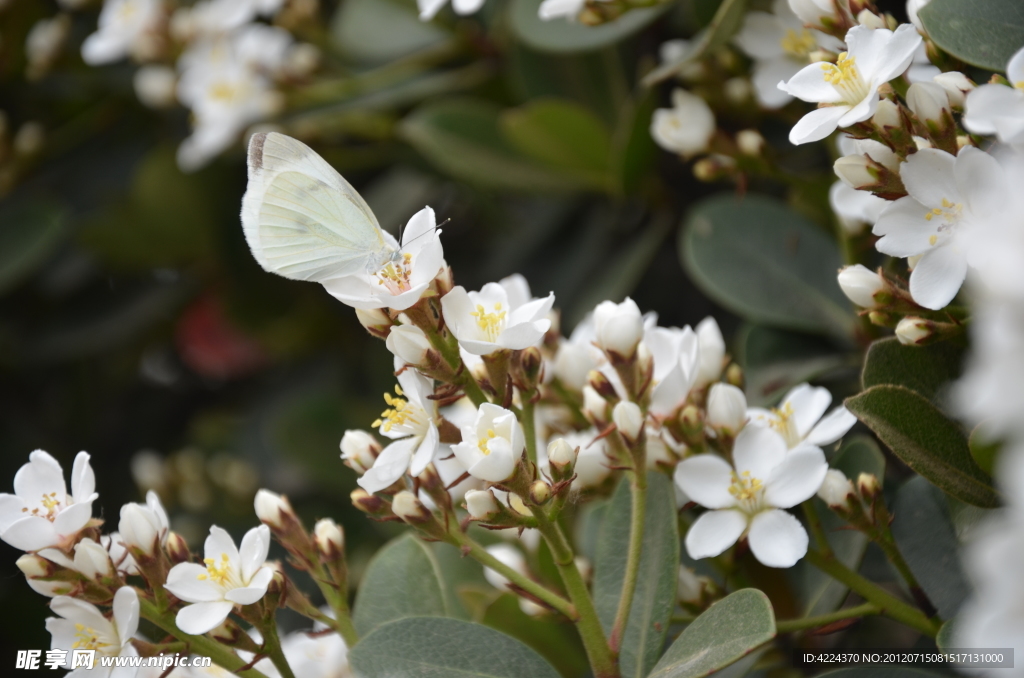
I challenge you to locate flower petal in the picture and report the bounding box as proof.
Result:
[764,444,828,508]
[226,566,273,604]
[675,455,737,509]
[734,12,785,60]
[176,601,235,635]
[52,499,94,538]
[71,452,95,503]
[685,509,748,560]
[781,383,832,439]
[239,525,270,583]
[733,425,787,480]
[113,587,139,645]
[401,206,436,246]
[956,146,1008,219]
[963,84,1023,135]
[469,449,515,483]
[205,525,240,566]
[165,563,224,603]
[409,423,439,477]
[752,57,800,109]
[51,595,114,637]
[15,450,66,505]
[901,148,960,208]
[357,437,417,494]
[2,516,59,551]
[788,106,849,145]
[909,243,968,310]
[873,196,936,257]
[0,494,26,532]
[439,287,475,342]
[869,24,923,84]
[747,509,808,567]
[806,406,857,446]
[779,63,844,104]
[497,320,548,351]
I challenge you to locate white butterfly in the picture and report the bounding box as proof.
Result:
[241,131,400,282]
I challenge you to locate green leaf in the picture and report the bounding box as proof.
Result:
[481,594,589,678]
[593,473,679,678]
[680,194,854,337]
[611,88,658,195]
[968,421,1001,477]
[919,0,1024,72]
[736,324,849,406]
[509,0,669,54]
[349,617,562,678]
[845,385,1000,508]
[649,589,776,678]
[891,476,970,619]
[400,98,601,192]
[643,0,749,85]
[499,98,613,186]
[330,0,451,64]
[353,534,450,636]
[430,541,489,621]
[936,618,957,651]
[861,337,965,404]
[797,436,885,616]
[0,200,67,297]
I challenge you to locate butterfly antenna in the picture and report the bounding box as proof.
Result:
[398,217,449,249]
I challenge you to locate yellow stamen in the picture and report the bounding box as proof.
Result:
[728,470,764,508]
[376,253,414,294]
[470,303,506,342]
[72,623,112,651]
[780,28,816,58]
[374,385,421,433]
[820,52,869,102]
[923,197,963,226]
[199,553,233,586]
[477,428,497,455]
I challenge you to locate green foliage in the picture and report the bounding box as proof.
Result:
[593,472,679,678]
[891,476,970,619]
[680,194,854,338]
[331,0,451,64]
[0,199,67,296]
[845,385,1000,508]
[648,589,776,678]
[643,0,749,84]
[481,594,590,678]
[348,616,562,678]
[352,534,451,635]
[736,324,849,406]
[509,0,669,53]
[919,0,1024,72]
[861,337,965,404]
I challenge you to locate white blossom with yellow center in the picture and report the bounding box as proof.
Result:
[873,146,1008,310]
[165,525,274,635]
[650,89,716,158]
[779,24,922,144]
[964,46,1024,148]
[675,426,828,568]
[733,0,843,109]
[45,587,140,673]
[81,0,163,66]
[0,450,98,552]
[441,275,554,356]
[747,383,856,449]
[357,365,440,494]
[452,404,524,483]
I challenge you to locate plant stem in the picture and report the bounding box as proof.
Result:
[522,395,538,464]
[447,531,575,618]
[138,598,270,678]
[257,618,297,678]
[308,561,359,647]
[804,548,940,637]
[533,513,619,678]
[776,602,880,633]
[802,500,833,558]
[609,470,647,653]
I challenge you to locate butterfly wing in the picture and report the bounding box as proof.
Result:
[241,132,396,281]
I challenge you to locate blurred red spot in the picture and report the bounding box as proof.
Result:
[176,294,267,380]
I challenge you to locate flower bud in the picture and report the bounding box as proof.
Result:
[575,556,592,582]
[706,383,747,435]
[340,430,381,474]
[133,65,177,109]
[165,531,191,564]
[723,77,752,103]
[351,488,390,515]
[313,518,344,559]
[872,99,901,129]
[645,432,675,469]
[896,317,931,345]
[355,308,393,339]
[582,385,610,425]
[907,81,950,125]
[679,404,703,438]
[736,129,764,156]
[254,489,293,529]
[553,343,598,391]
[465,489,499,519]
[119,500,166,557]
[857,472,881,499]
[693,155,736,182]
[838,265,886,308]
[385,324,432,366]
[725,363,743,388]
[856,8,885,28]
[587,370,617,399]
[834,154,877,189]
[933,72,973,108]
[817,469,855,507]
[73,538,114,580]
[529,480,552,506]
[677,566,705,605]
[695,317,725,386]
[613,401,644,442]
[17,554,70,597]
[547,438,577,470]
[593,298,644,358]
[392,490,431,524]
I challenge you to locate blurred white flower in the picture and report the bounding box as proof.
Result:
[418,0,485,21]
[747,383,856,448]
[26,14,71,80]
[46,587,140,673]
[119,490,170,557]
[82,0,165,66]
[650,89,716,157]
[838,264,885,308]
[694,317,725,387]
[441,278,554,356]
[906,0,931,33]
[0,450,97,552]
[779,25,922,145]
[451,404,523,482]
[830,181,887,233]
[165,525,274,634]
[279,626,351,678]
[787,0,836,26]
[676,426,828,567]
[133,65,177,108]
[543,429,610,490]
[645,324,700,417]
[964,46,1024,148]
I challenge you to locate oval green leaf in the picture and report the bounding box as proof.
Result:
[649,589,776,678]
[0,200,67,297]
[348,616,562,678]
[509,0,669,54]
[844,385,1000,508]
[481,593,589,677]
[736,324,848,406]
[331,0,451,64]
[861,336,965,405]
[919,0,1024,72]
[353,534,451,636]
[680,194,854,338]
[593,472,680,678]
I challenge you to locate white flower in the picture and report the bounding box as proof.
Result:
[787,0,836,26]
[872,146,1007,310]
[592,298,645,357]
[830,181,887,233]
[313,518,344,557]
[694,317,725,387]
[133,65,177,108]
[323,207,445,311]
[102,533,139,576]
[817,469,854,506]
[254,489,292,529]
[906,81,950,124]
[650,89,716,157]
[542,430,610,490]
[963,46,1024,148]
[0,450,97,552]
[675,426,828,567]
[38,538,114,585]
[465,489,499,519]
[553,317,605,391]
[385,324,433,366]
[906,0,931,33]
[835,135,900,187]
[645,324,700,417]
[46,587,140,676]
[837,264,885,307]
[779,25,922,145]
[747,383,856,448]
[733,0,841,108]
[170,0,284,40]
[538,0,591,21]
[440,278,554,356]
[119,490,170,556]
[81,0,164,66]
[451,404,523,482]
[279,626,350,678]
[340,430,381,475]
[418,0,485,21]
[933,71,973,109]
[165,525,275,634]
[26,14,71,79]
[358,369,439,493]
[706,383,748,434]
[483,543,527,590]
[895,316,931,345]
